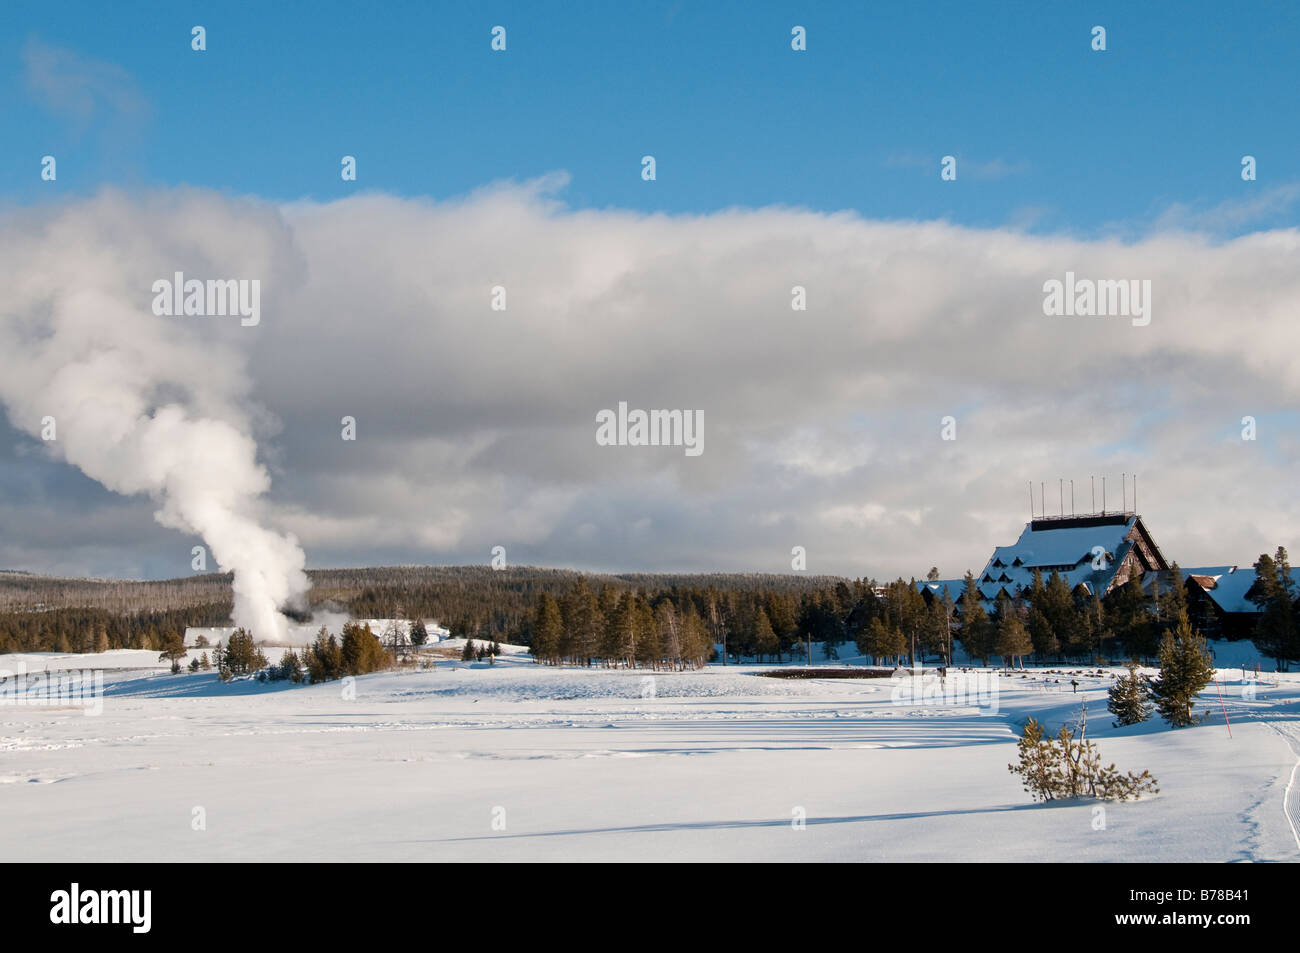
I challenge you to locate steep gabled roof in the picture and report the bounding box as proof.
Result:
[972,513,1164,607]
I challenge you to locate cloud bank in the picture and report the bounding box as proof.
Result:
[1,182,1298,584]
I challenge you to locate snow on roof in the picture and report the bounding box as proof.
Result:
[914,579,966,600]
[970,515,1139,604]
[1194,567,1300,614]
[1180,566,1235,583]
[986,515,1136,571]
[1199,568,1260,613]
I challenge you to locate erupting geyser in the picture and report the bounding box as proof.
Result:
[0,191,310,639]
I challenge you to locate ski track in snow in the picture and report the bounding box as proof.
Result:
[1266,720,1300,855]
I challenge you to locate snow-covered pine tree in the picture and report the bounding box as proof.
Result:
[1107,662,1152,726]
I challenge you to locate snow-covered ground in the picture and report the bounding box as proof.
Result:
[1,646,1297,862]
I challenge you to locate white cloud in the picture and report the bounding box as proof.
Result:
[2,183,1299,582]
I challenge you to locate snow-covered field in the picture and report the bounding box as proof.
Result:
[1,647,1298,862]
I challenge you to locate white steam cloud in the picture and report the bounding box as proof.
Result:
[0,191,309,640]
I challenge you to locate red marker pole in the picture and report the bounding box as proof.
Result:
[1214,675,1232,739]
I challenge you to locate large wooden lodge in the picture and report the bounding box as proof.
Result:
[916,511,1296,640]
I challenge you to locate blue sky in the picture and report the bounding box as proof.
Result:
[3,2,1300,584]
[4,0,1299,235]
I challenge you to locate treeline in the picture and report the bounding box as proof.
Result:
[0,604,231,655]
[865,567,1198,667]
[319,567,845,646]
[525,554,1297,670]
[0,570,233,613]
[526,578,876,667]
[6,552,1295,667]
[0,565,841,654]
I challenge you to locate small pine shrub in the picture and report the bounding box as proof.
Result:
[1009,713,1158,802]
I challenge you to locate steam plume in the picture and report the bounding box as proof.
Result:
[0,190,309,640]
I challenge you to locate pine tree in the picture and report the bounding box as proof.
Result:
[864,616,905,665]
[1252,548,1298,669]
[995,606,1033,668]
[1009,711,1158,801]
[1107,662,1152,726]
[222,628,266,676]
[654,601,683,666]
[1086,590,1112,661]
[1156,564,1189,636]
[461,638,476,662]
[408,618,429,646]
[938,589,957,663]
[1026,571,1059,658]
[752,608,779,662]
[1008,718,1054,799]
[306,629,343,683]
[340,622,386,675]
[276,649,304,682]
[157,631,187,669]
[1108,574,1156,659]
[764,593,797,661]
[681,606,711,668]
[531,594,564,665]
[958,572,992,665]
[1150,620,1216,727]
[609,592,640,667]
[633,596,659,669]
[1040,571,1087,657]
